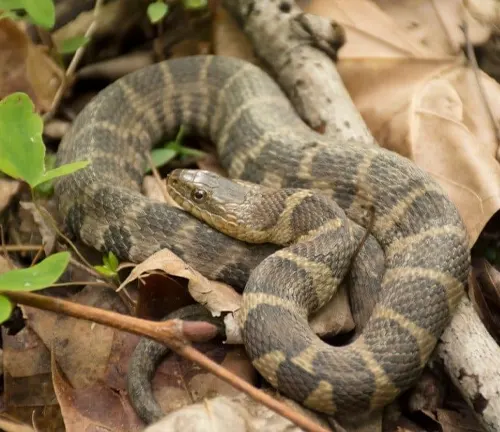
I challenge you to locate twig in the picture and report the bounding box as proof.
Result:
[2,290,329,432]
[29,246,45,267]
[49,281,112,288]
[145,153,176,206]
[68,256,104,280]
[0,245,44,252]
[462,20,500,146]
[43,0,106,122]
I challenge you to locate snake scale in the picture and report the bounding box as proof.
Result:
[55,55,470,420]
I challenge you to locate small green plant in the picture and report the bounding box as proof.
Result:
[0,92,90,324]
[147,0,169,23]
[0,0,56,29]
[0,93,89,189]
[146,0,208,25]
[0,252,71,322]
[57,35,90,54]
[94,252,119,281]
[182,0,207,10]
[148,125,206,172]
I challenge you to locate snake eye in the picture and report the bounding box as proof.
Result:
[191,189,207,203]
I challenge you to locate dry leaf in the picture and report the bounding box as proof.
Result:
[144,390,328,432]
[0,179,21,214]
[374,0,491,53]
[465,0,500,28]
[0,19,63,112]
[52,355,144,432]
[421,408,485,432]
[51,0,126,47]
[119,248,242,317]
[24,286,143,431]
[407,370,445,413]
[0,255,15,274]
[0,416,34,432]
[19,202,57,255]
[213,0,500,244]
[1,323,61,428]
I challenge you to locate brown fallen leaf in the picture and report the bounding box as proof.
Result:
[213,0,500,245]
[52,352,144,432]
[0,179,21,214]
[2,321,63,429]
[0,18,63,112]
[143,389,329,432]
[374,0,490,55]
[0,415,35,432]
[148,344,256,420]
[19,202,57,256]
[407,370,445,413]
[422,408,485,432]
[465,0,500,28]
[0,255,15,274]
[118,248,242,318]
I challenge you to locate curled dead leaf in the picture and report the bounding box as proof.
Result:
[119,248,242,317]
[144,390,328,432]
[0,19,63,112]
[19,202,57,255]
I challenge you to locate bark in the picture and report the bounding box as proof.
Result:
[434,297,500,432]
[222,0,375,143]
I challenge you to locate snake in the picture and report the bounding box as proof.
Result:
[54,54,470,422]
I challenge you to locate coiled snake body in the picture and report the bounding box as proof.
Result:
[55,55,470,419]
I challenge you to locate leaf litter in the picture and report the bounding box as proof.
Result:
[1,0,500,431]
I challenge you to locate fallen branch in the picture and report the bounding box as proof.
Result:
[222,0,374,143]
[434,296,500,432]
[2,290,329,432]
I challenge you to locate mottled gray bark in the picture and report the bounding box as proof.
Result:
[434,297,500,432]
[222,0,375,143]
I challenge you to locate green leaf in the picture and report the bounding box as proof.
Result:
[0,252,70,292]
[33,153,58,196]
[34,160,90,187]
[0,93,45,187]
[93,265,117,278]
[57,35,90,54]
[147,1,168,23]
[146,148,177,172]
[0,295,13,325]
[107,252,119,272]
[182,0,207,10]
[0,0,24,10]
[21,0,55,29]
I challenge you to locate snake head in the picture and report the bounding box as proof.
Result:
[166,169,273,243]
